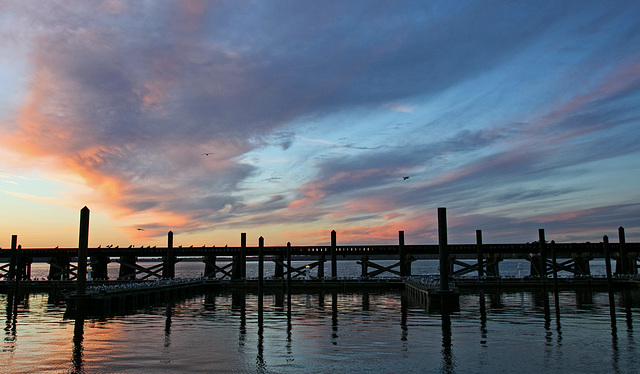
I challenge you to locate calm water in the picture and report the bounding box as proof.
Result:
[2,260,637,373]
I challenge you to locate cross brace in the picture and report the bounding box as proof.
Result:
[116,259,182,280]
[274,259,323,278]
[203,260,233,279]
[357,259,401,277]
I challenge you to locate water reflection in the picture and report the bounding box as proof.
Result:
[479,291,487,346]
[164,305,172,348]
[3,293,18,353]
[71,303,85,374]
[1,289,639,373]
[441,309,454,373]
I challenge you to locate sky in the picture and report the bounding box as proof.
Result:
[1,0,639,248]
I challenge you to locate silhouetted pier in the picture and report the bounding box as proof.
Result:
[1,207,639,311]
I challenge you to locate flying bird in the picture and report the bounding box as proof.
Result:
[137,228,144,231]
[403,176,410,180]
[201,152,215,156]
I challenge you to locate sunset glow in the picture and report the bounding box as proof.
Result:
[1,1,639,248]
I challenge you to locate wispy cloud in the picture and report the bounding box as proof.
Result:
[1,1,639,244]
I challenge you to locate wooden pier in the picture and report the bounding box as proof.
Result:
[1,207,639,311]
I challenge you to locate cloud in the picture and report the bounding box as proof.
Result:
[1,1,639,244]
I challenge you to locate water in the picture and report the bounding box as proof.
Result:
[2,289,639,373]
[2,261,636,373]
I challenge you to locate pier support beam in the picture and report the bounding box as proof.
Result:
[399,231,412,277]
[318,255,325,279]
[118,255,137,280]
[274,253,284,279]
[204,255,216,277]
[572,253,591,276]
[90,255,109,280]
[48,255,70,280]
[77,206,90,296]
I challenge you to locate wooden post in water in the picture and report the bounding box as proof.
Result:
[240,233,247,279]
[617,226,631,275]
[604,235,613,290]
[286,242,292,292]
[539,229,547,281]
[331,230,337,279]
[203,254,216,278]
[476,230,484,279]
[274,251,284,279]
[399,231,408,277]
[438,207,449,292]
[14,244,22,291]
[360,254,368,278]
[77,206,90,296]
[603,235,617,329]
[163,231,175,279]
[318,254,325,279]
[8,235,17,280]
[551,240,559,288]
[90,255,109,280]
[258,237,264,296]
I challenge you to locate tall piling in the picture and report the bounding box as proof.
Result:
[331,230,337,279]
[240,233,247,279]
[286,242,292,293]
[258,237,264,296]
[76,206,90,296]
[163,231,175,279]
[476,230,484,278]
[8,235,18,281]
[438,207,449,292]
[604,235,617,329]
[539,229,547,281]
[399,231,408,277]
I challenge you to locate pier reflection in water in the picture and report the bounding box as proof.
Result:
[2,289,640,373]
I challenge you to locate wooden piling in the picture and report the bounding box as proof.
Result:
[203,255,216,278]
[551,240,558,288]
[90,255,109,280]
[241,233,247,279]
[163,231,175,279]
[286,242,292,292]
[274,253,284,279]
[539,229,547,281]
[399,231,411,277]
[318,254,325,279]
[331,230,337,279]
[13,243,22,292]
[77,206,90,296]
[476,230,484,279]
[258,237,264,296]
[438,207,449,292]
[361,254,368,278]
[604,235,613,290]
[604,235,617,329]
[616,226,634,275]
[8,235,17,280]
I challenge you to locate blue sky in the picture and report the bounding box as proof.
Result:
[1,0,639,247]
